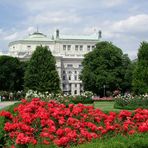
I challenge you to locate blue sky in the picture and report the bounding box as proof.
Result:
[0,0,148,59]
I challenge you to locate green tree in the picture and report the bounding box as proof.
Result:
[0,55,24,91]
[132,41,148,94]
[120,54,134,92]
[80,41,131,96]
[24,46,60,93]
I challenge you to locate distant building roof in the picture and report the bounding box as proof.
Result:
[9,30,100,46]
[59,34,99,40]
[23,32,52,42]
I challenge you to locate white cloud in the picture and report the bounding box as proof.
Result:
[4,32,18,41]
[82,14,148,59]
[26,10,81,26]
[102,0,126,7]
[111,14,148,33]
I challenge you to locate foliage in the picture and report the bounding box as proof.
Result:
[25,90,55,102]
[121,58,136,92]
[72,133,148,148]
[0,55,24,91]
[94,101,120,113]
[24,46,60,93]
[114,94,148,110]
[25,90,93,105]
[0,116,6,147]
[0,102,21,147]
[80,41,132,96]
[0,91,25,101]
[0,98,148,147]
[132,42,148,94]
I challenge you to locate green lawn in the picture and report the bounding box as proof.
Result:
[72,133,148,148]
[93,101,121,112]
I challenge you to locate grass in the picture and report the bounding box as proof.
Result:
[93,101,121,112]
[72,133,148,148]
[28,133,148,148]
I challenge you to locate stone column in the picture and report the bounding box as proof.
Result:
[77,83,80,95]
[71,84,75,95]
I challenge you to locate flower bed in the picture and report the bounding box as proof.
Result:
[0,91,25,101]
[114,94,148,110]
[25,90,93,105]
[92,97,114,101]
[0,98,148,147]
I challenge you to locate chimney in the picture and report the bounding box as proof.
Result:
[98,30,102,39]
[56,29,59,39]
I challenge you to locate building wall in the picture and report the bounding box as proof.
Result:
[8,33,99,95]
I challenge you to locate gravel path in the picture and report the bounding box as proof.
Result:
[0,101,18,109]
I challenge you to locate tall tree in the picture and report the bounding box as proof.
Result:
[120,54,133,92]
[80,41,131,96]
[24,46,60,93]
[0,56,24,91]
[132,41,148,94]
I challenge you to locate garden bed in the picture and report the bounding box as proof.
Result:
[0,98,147,148]
[114,94,148,110]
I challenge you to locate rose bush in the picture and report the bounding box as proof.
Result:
[114,94,148,110]
[0,98,148,147]
[25,90,93,105]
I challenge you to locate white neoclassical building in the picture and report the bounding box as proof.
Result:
[8,30,101,95]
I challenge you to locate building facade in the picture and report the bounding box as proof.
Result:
[8,30,100,95]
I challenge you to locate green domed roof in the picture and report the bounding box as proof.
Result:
[23,32,52,41]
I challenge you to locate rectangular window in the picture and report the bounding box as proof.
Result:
[74,90,77,94]
[67,64,73,68]
[27,45,31,49]
[79,64,83,68]
[63,45,66,50]
[75,45,78,51]
[68,45,71,50]
[80,45,83,51]
[75,84,77,87]
[74,75,77,80]
[63,70,65,74]
[87,45,90,51]
[92,46,95,49]
[63,84,66,89]
[63,75,65,80]
[69,75,71,80]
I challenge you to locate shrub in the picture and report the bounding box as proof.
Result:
[114,94,148,110]
[0,91,25,101]
[0,102,21,147]
[0,99,148,147]
[25,90,94,104]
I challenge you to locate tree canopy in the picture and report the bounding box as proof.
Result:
[0,56,24,91]
[80,41,131,96]
[132,41,148,94]
[24,46,60,93]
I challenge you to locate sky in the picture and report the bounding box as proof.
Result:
[0,0,148,59]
